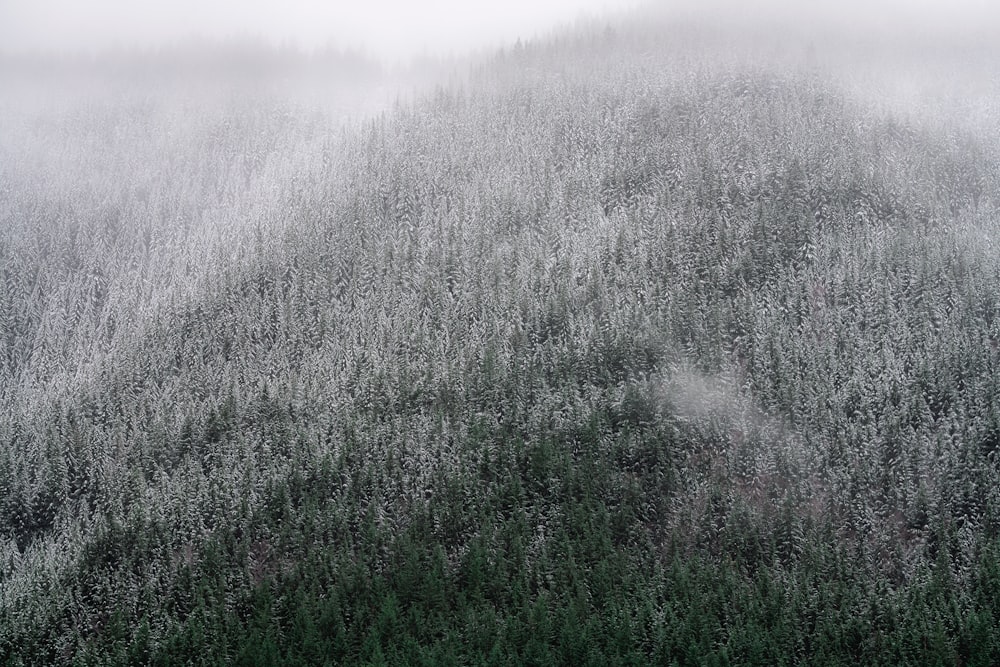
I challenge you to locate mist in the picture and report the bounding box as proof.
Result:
[3,0,997,64]
[0,0,640,64]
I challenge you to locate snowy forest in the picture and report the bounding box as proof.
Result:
[2,3,1000,664]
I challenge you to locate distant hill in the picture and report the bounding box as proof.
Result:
[2,12,1000,664]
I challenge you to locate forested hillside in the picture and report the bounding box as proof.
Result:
[3,13,1000,665]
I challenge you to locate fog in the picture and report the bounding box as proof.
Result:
[3,0,997,64]
[661,0,997,31]
[0,0,640,64]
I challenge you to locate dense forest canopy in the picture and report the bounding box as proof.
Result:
[2,5,1000,664]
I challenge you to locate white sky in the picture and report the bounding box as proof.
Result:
[2,0,996,64]
[0,0,641,62]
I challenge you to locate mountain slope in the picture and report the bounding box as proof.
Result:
[3,19,1000,665]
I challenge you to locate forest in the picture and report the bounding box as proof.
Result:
[2,6,1000,665]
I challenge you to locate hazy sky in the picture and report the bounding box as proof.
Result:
[3,0,997,65]
[0,0,640,62]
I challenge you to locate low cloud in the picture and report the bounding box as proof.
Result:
[0,0,640,64]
